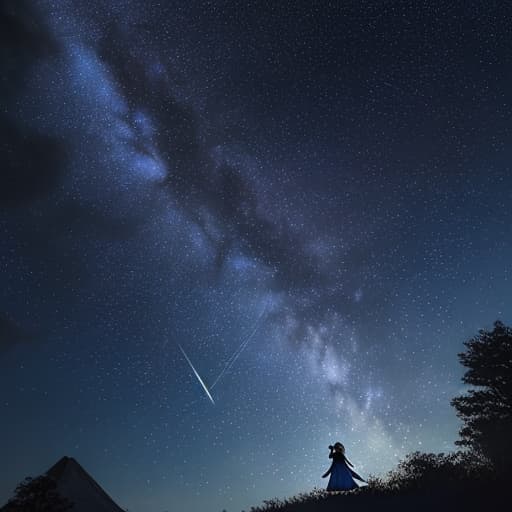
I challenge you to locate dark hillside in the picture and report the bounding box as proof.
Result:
[250,474,508,512]
[250,449,510,511]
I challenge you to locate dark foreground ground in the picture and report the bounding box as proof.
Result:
[249,452,512,512]
[249,479,510,512]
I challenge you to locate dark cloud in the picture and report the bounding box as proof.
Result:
[0,118,67,206]
[0,0,67,207]
[0,0,60,94]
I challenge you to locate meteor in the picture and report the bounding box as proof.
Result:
[177,300,269,403]
[178,343,215,405]
[211,301,268,390]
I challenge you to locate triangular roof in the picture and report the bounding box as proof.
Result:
[46,456,124,512]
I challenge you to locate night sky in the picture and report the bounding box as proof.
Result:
[1,1,511,511]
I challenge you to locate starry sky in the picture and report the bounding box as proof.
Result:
[1,1,511,511]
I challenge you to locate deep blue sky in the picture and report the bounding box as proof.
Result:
[1,1,511,511]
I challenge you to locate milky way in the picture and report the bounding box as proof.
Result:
[1,2,511,511]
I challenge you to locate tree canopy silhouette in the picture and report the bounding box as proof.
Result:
[3,475,73,512]
[451,320,512,472]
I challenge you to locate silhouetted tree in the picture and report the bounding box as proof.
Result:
[4,475,73,512]
[451,320,512,473]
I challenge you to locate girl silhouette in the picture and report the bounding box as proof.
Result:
[322,442,365,491]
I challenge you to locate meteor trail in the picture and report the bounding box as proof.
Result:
[211,301,268,389]
[178,343,215,405]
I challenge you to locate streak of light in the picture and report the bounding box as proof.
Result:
[210,301,268,389]
[178,343,215,405]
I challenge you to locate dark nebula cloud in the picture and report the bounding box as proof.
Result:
[0,120,67,207]
[0,0,60,91]
[0,0,67,208]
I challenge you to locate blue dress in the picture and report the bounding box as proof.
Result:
[325,452,360,491]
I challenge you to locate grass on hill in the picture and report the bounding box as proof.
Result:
[247,451,509,512]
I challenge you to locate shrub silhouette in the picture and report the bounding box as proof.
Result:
[382,450,492,493]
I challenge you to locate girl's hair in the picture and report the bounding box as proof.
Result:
[334,442,345,453]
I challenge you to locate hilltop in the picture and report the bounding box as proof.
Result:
[249,453,508,512]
